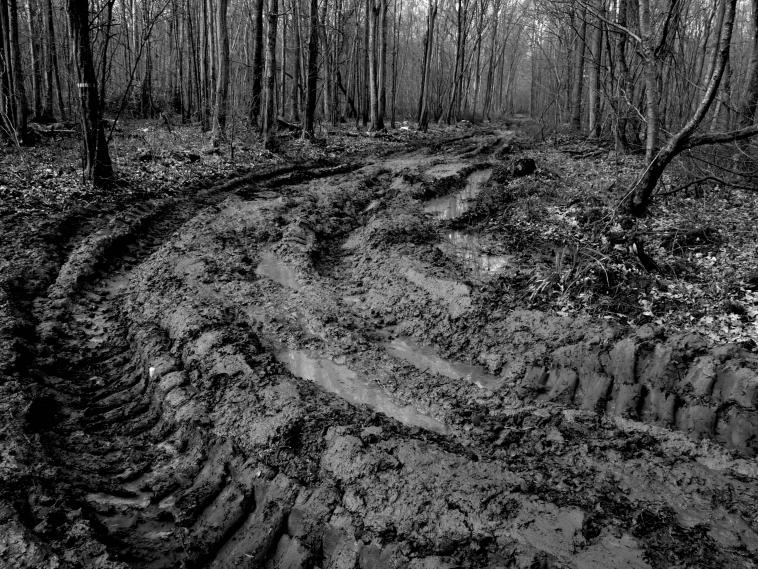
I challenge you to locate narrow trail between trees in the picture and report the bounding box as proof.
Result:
[8,128,758,568]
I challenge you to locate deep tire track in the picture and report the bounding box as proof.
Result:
[27,161,361,568]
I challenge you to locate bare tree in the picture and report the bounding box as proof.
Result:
[67,0,113,187]
[629,0,737,216]
[211,0,229,144]
[303,0,318,138]
[263,0,279,147]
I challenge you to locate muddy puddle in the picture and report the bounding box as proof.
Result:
[385,336,501,390]
[424,168,492,219]
[255,251,299,288]
[439,230,514,276]
[276,348,449,434]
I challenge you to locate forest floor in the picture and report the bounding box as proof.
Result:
[1,119,757,569]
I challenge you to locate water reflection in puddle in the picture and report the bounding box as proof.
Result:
[424,168,493,220]
[385,337,501,390]
[440,231,513,276]
[276,349,449,434]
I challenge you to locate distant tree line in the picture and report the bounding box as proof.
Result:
[1,0,757,214]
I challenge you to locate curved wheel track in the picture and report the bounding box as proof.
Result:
[28,162,358,568]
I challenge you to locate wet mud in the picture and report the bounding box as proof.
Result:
[2,129,757,568]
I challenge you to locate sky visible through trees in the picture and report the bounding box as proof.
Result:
[1,0,757,208]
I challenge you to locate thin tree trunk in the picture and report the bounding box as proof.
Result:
[99,0,115,116]
[377,0,387,126]
[418,0,436,131]
[280,9,287,117]
[570,3,586,131]
[200,0,210,128]
[390,0,399,128]
[639,0,659,161]
[263,0,278,147]
[739,0,758,127]
[0,0,15,139]
[25,0,42,119]
[250,0,264,125]
[362,0,370,126]
[630,0,737,216]
[303,0,317,137]
[482,0,499,120]
[67,0,113,187]
[211,0,229,143]
[587,0,603,137]
[6,0,27,141]
[614,0,630,152]
[368,0,380,130]
[290,0,301,121]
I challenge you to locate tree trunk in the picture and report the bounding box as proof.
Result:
[211,0,229,143]
[614,0,629,152]
[570,3,586,131]
[368,0,381,130]
[25,0,43,119]
[587,0,603,137]
[445,0,465,123]
[630,0,737,217]
[639,0,659,161]
[200,0,210,128]
[280,9,287,118]
[390,0,399,128]
[361,0,369,126]
[377,0,387,126]
[482,0,500,120]
[42,0,63,118]
[7,0,28,141]
[250,0,264,125]
[290,0,300,121]
[739,0,758,127]
[0,0,14,139]
[303,0,317,137]
[418,0,436,131]
[67,0,113,187]
[263,0,278,147]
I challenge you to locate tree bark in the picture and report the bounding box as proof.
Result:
[587,0,603,137]
[290,0,301,121]
[25,0,43,119]
[7,0,28,141]
[211,0,229,143]
[250,0,264,125]
[639,0,660,161]
[0,0,14,139]
[377,0,387,126]
[570,3,586,131]
[368,0,381,130]
[67,0,114,187]
[303,0,317,138]
[418,0,436,131]
[739,0,758,127]
[263,0,278,147]
[614,0,630,152]
[630,0,737,217]
[42,0,63,119]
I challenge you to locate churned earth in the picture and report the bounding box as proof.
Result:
[1,124,757,568]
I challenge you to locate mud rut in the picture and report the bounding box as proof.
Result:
[21,132,758,569]
[28,162,361,568]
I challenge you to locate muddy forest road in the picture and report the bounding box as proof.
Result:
[3,129,758,569]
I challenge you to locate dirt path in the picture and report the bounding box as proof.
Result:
[4,129,758,568]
